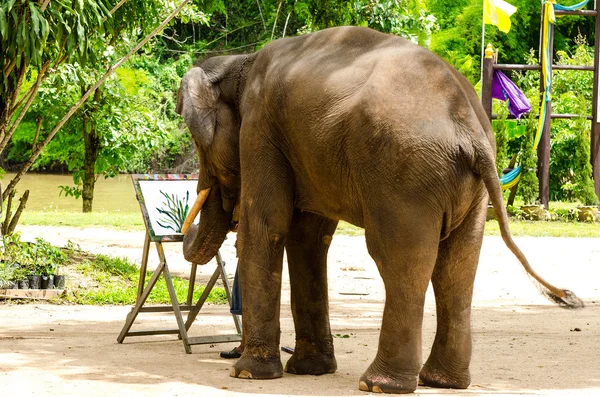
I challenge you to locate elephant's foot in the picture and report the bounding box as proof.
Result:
[358,366,418,394]
[418,360,470,389]
[284,351,337,375]
[230,353,283,380]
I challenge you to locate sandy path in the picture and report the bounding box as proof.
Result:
[1,226,599,396]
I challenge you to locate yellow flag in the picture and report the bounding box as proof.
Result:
[484,0,517,33]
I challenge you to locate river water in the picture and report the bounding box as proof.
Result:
[2,173,139,212]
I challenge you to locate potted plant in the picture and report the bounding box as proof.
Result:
[33,239,52,289]
[40,268,55,289]
[0,260,16,289]
[34,238,67,289]
[48,246,67,289]
[2,233,26,288]
[13,265,29,289]
[19,243,41,289]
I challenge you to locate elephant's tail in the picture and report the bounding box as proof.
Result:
[473,140,584,309]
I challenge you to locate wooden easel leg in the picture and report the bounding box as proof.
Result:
[117,259,165,343]
[137,233,151,298]
[155,242,192,354]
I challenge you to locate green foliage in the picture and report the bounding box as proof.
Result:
[0,233,67,279]
[427,0,596,84]
[91,254,139,278]
[549,41,598,205]
[10,55,192,200]
[492,106,510,175]
[300,0,438,42]
[32,237,68,275]
[160,0,438,58]
[0,0,111,90]
[4,0,440,213]
[427,0,470,30]
[0,260,16,288]
[1,232,25,264]
[490,41,598,205]
[2,0,205,218]
[429,2,483,82]
[517,110,540,205]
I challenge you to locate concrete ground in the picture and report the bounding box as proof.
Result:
[1,226,599,396]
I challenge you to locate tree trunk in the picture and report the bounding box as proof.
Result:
[0,95,8,150]
[81,87,102,213]
[82,120,98,213]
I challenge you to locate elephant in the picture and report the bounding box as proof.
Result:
[176,26,583,394]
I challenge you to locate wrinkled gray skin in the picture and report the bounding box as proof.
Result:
[177,26,581,394]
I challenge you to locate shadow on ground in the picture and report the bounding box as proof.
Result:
[1,300,599,396]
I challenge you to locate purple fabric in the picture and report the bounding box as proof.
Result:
[492,70,531,119]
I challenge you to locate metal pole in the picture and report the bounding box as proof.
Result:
[480,1,487,97]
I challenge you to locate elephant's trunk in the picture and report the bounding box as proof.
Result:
[183,185,232,265]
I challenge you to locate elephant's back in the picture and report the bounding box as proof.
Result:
[252,27,411,108]
[253,27,473,132]
[245,27,487,223]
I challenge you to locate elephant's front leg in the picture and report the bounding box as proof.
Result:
[230,148,294,380]
[284,210,338,375]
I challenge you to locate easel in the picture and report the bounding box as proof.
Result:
[117,174,241,353]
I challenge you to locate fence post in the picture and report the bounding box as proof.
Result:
[537,1,553,209]
[481,44,495,121]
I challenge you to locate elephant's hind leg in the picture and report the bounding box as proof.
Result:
[419,199,487,389]
[359,206,441,394]
[284,209,338,375]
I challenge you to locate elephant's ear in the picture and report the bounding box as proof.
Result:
[176,67,221,147]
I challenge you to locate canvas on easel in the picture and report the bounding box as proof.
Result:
[117,174,241,353]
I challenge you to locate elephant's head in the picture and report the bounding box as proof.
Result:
[176,55,249,264]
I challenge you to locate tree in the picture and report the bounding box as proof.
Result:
[10,60,192,212]
[159,0,437,58]
[427,0,596,84]
[1,0,114,225]
[1,0,206,222]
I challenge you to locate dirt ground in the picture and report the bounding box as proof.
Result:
[1,225,600,396]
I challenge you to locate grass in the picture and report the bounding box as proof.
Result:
[484,220,600,238]
[7,204,597,305]
[17,210,600,238]
[19,210,145,230]
[337,219,600,238]
[62,253,227,305]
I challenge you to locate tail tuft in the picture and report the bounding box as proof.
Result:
[542,289,585,309]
